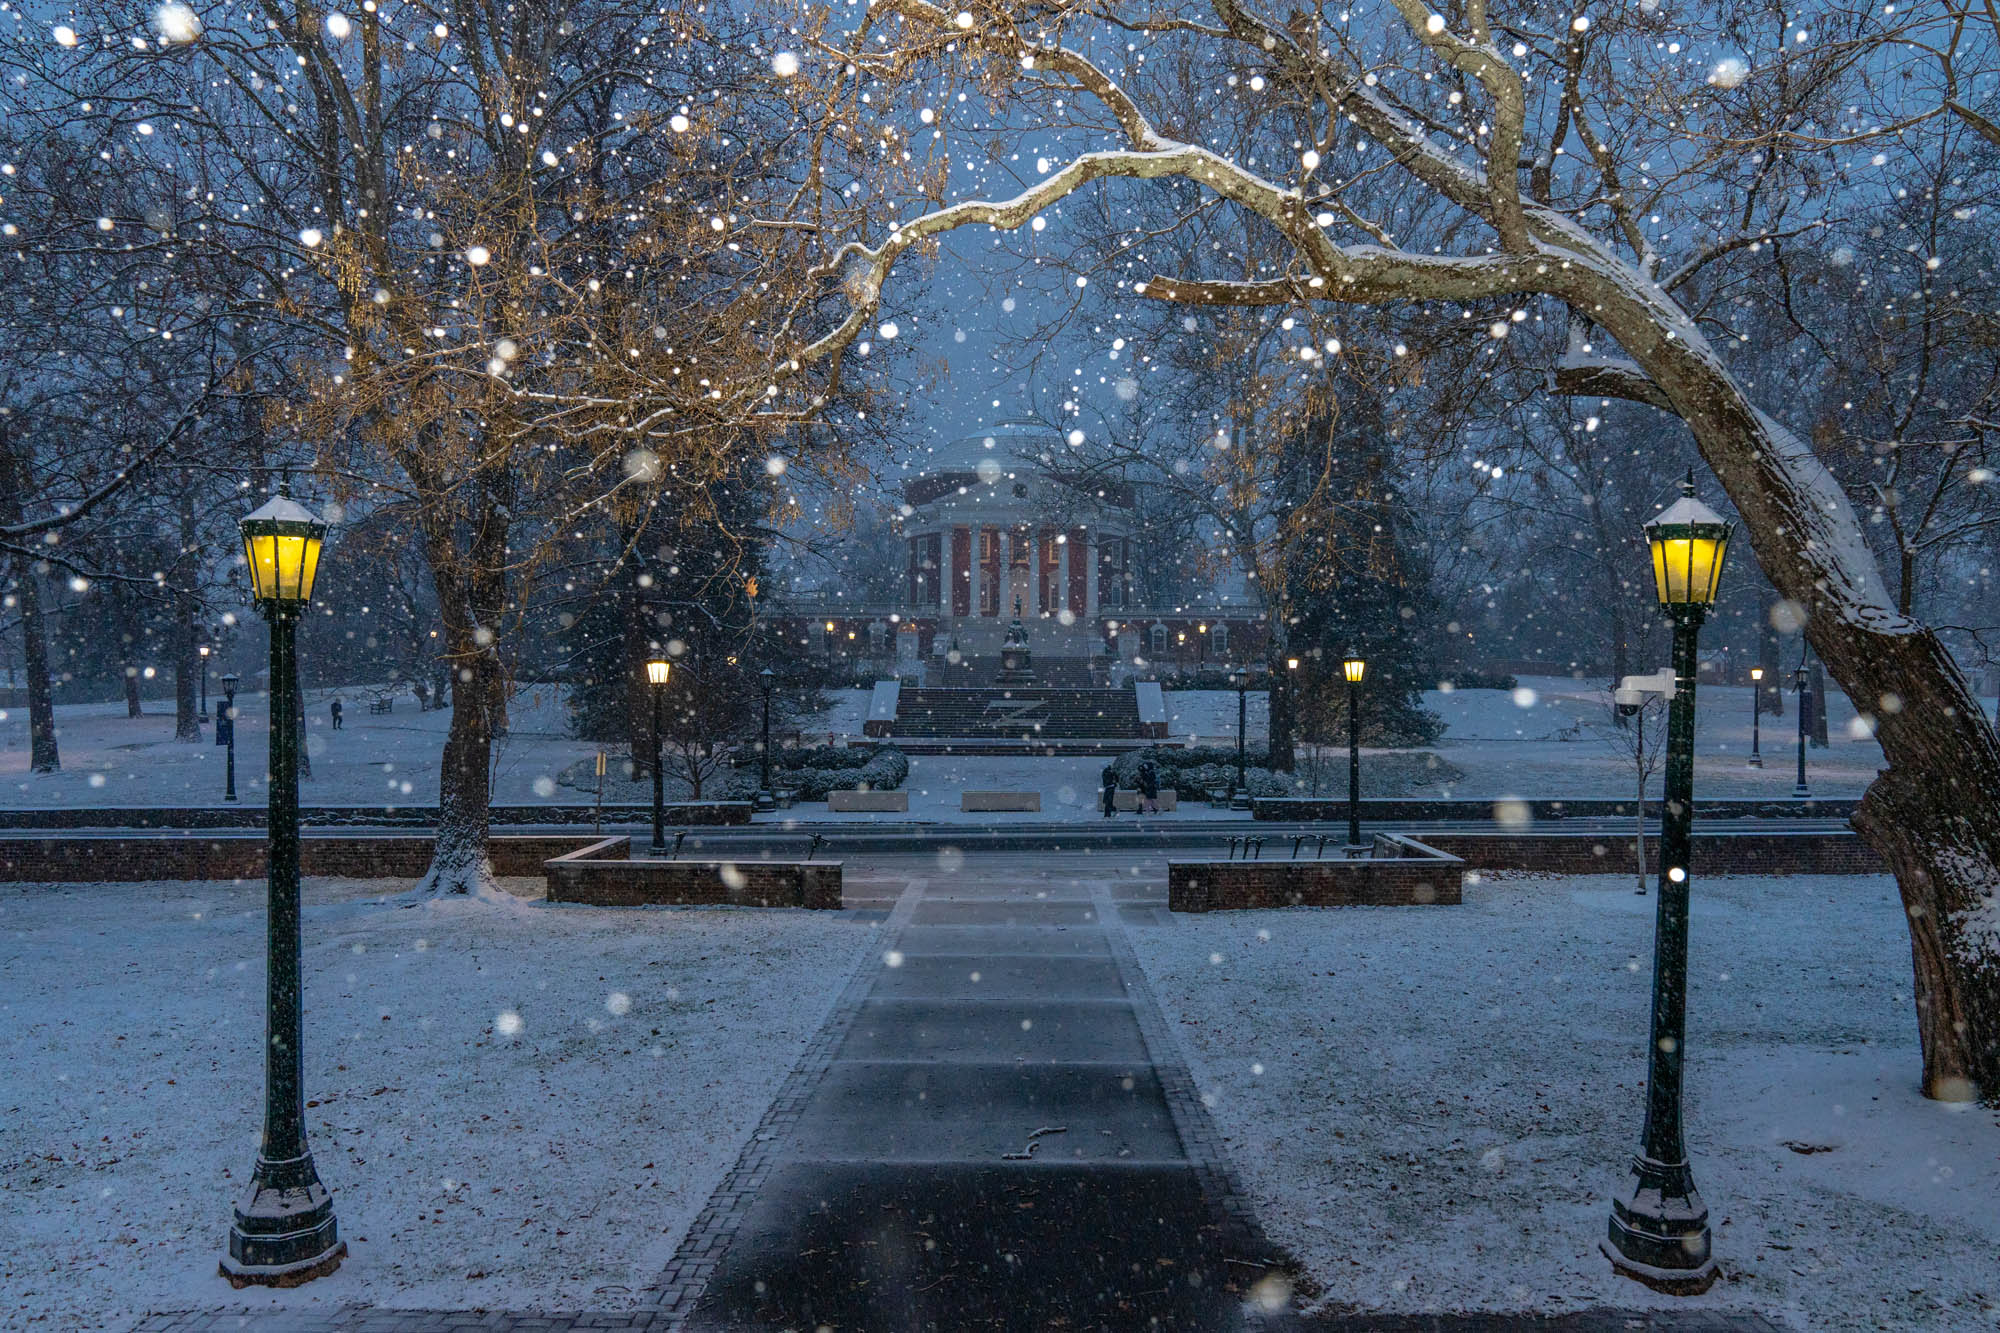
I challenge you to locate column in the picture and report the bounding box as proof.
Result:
[1085,528,1099,617]
[938,530,954,625]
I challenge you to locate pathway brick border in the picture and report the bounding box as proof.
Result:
[1091,885,1299,1288]
[634,878,923,1323]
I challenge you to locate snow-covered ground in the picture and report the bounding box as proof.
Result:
[0,877,877,1329]
[1130,873,2000,1329]
[1,675,1960,813]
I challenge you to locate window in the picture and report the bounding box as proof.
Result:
[1212,624,1230,657]
[1149,623,1168,657]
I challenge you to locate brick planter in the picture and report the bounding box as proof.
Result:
[543,837,842,909]
[1169,834,1464,912]
[0,833,604,883]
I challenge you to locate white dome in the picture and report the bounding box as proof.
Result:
[915,419,1062,479]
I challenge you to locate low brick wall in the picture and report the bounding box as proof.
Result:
[0,834,608,883]
[1424,831,1885,876]
[544,837,842,909]
[1250,795,1861,823]
[1170,836,1465,912]
[0,802,753,831]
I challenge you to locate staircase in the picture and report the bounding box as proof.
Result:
[890,685,1153,753]
[927,655,1103,688]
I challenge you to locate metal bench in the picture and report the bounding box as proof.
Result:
[367,698,394,715]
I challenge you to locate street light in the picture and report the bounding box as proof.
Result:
[219,672,240,802]
[199,644,212,721]
[1228,667,1250,808]
[756,667,777,812]
[223,485,343,1287]
[1748,666,1764,768]
[646,656,671,854]
[1604,471,1731,1295]
[1793,652,1813,799]
[1342,652,1366,848]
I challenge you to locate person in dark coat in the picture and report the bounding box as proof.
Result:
[1136,757,1160,815]
[330,698,343,730]
[1101,764,1117,817]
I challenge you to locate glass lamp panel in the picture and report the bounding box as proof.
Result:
[298,536,323,603]
[275,534,306,601]
[1343,659,1366,683]
[646,660,671,686]
[245,533,276,600]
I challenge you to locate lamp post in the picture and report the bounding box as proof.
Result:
[1228,667,1250,808]
[199,643,212,722]
[756,667,776,812]
[1604,471,1731,1296]
[219,673,240,802]
[1793,652,1812,799]
[646,656,670,853]
[1748,665,1764,767]
[1342,653,1366,848]
[222,485,343,1288]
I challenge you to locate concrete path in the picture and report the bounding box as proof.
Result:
[659,857,1296,1330]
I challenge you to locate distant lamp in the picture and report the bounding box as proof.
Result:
[200,644,212,659]
[1286,657,1300,671]
[1644,473,1733,610]
[1342,653,1367,684]
[239,488,327,606]
[1750,666,1764,683]
[645,657,671,687]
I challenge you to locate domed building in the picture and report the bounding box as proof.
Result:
[777,419,1267,686]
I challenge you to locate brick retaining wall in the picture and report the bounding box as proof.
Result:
[543,837,842,909]
[0,834,605,883]
[1422,831,1886,876]
[1251,795,1861,822]
[1171,836,1465,912]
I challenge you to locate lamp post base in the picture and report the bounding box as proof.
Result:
[1792,784,1812,799]
[223,1165,343,1288]
[754,790,776,812]
[1229,792,1250,810]
[1603,1155,1715,1295]
[1746,755,1762,767]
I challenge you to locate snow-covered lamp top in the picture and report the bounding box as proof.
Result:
[1644,473,1733,609]
[239,489,327,606]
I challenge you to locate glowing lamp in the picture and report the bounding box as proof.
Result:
[1644,474,1733,609]
[645,657,671,687]
[1342,653,1366,684]
[238,490,326,606]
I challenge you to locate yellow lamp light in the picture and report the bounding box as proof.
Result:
[1286,657,1300,670]
[1342,653,1366,684]
[645,658,671,687]
[1644,473,1733,609]
[1750,666,1764,682]
[239,489,327,607]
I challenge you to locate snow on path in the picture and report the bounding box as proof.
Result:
[0,877,877,1329]
[1130,873,2000,1329]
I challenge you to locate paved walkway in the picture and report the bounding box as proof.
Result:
[133,855,1790,1333]
[653,861,1292,1330]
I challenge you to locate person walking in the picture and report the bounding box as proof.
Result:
[1101,763,1117,818]
[1136,756,1160,815]
[329,698,343,731]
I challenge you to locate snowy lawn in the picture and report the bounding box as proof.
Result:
[1131,873,2000,1330]
[0,876,877,1329]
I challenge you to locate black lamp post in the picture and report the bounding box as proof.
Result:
[1793,652,1813,799]
[1748,665,1764,767]
[219,673,240,802]
[756,667,776,812]
[222,485,343,1288]
[1342,652,1366,847]
[1604,472,1731,1296]
[199,644,212,722]
[646,656,670,853]
[1229,667,1250,808]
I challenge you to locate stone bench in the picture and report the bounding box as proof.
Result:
[1113,790,1178,812]
[828,789,908,813]
[962,790,1041,812]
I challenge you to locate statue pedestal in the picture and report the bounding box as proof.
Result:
[996,617,1036,685]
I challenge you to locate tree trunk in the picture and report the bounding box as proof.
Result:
[123,668,143,718]
[1809,662,1831,749]
[1579,279,2000,1103]
[14,559,59,772]
[173,483,201,742]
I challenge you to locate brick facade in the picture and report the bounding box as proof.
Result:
[544,837,843,909]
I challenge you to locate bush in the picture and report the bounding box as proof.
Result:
[1110,745,1285,798]
[769,745,909,799]
[1147,669,1271,691]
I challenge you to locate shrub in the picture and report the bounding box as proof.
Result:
[1444,668,1518,691]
